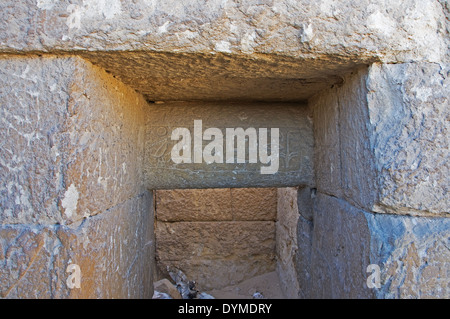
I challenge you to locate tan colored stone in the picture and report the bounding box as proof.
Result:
[156,220,276,290]
[276,187,300,298]
[156,189,232,222]
[153,279,182,299]
[0,192,154,299]
[231,188,277,221]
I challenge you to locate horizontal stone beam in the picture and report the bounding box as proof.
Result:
[145,102,314,189]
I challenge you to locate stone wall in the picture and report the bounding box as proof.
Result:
[0,0,448,299]
[145,102,314,190]
[0,56,154,298]
[155,188,277,291]
[297,64,450,299]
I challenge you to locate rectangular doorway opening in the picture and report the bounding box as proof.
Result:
[153,187,303,299]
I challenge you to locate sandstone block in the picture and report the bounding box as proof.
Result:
[156,221,275,262]
[0,56,148,225]
[231,188,277,221]
[0,192,154,299]
[153,279,181,299]
[367,62,450,216]
[276,187,300,298]
[160,257,276,291]
[145,102,314,189]
[156,189,232,222]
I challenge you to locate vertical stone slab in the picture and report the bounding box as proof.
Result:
[367,62,450,216]
[0,192,154,299]
[0,55,149,226]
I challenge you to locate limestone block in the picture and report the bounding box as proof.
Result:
[367,62,450,216]
[1,1,447,64]
[156,189,232,222]
[156,221,275,261]
[155,220,276,290]
[310,193,374,299]
[231,188,277,221]
[0,192,154,299]
[276,187,300,298]
[302,192,450,298]
[145,102,314,189]
[366,211,450,299]
[337,67,377,210]
[310,85,342,198]
[0,55,148,225]
[311,67,377,211]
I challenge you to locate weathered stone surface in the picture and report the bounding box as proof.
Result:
[156,221,275,261]
[311,66,378,211]
[83,51,347,102]
[231,188,277,221]
[1,1,447,104]
[153,279,182,299]
[156,188,276,221]
[312,62,449,217]
[367,62,450,216]
[310,85,342,198]
[310,193,375,299]
[1,1,447,64]
[0,192,154,299]
[156,189,232,222]
[0,55,148,225]
[161,257,276,291]
[294,191,450,299]
[276,187,300,298]
[366,211,450,299]
[156,221,276,289]
[145,102,314,189]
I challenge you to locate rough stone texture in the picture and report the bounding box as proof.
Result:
[156,221,276,290]
[154,188,277,290]
[311,66,377,211]
[1,0,449,300]
[145,102,314,189]
[156,189,233,222]
[156,188,277,221]
[83,51,347,102]
[276,187,300,299]
[153,279,182,299]
[366,211,450,299]
[231,188,277,221]
[1,1,448,102]
[293,191,450,299]
[367,62,450,216]
[309,193,375,299]
[0,55,154,299]
[0,55,148,225]
[312,62,449,217]
[1,1,447,62]
[0,192,154,299]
